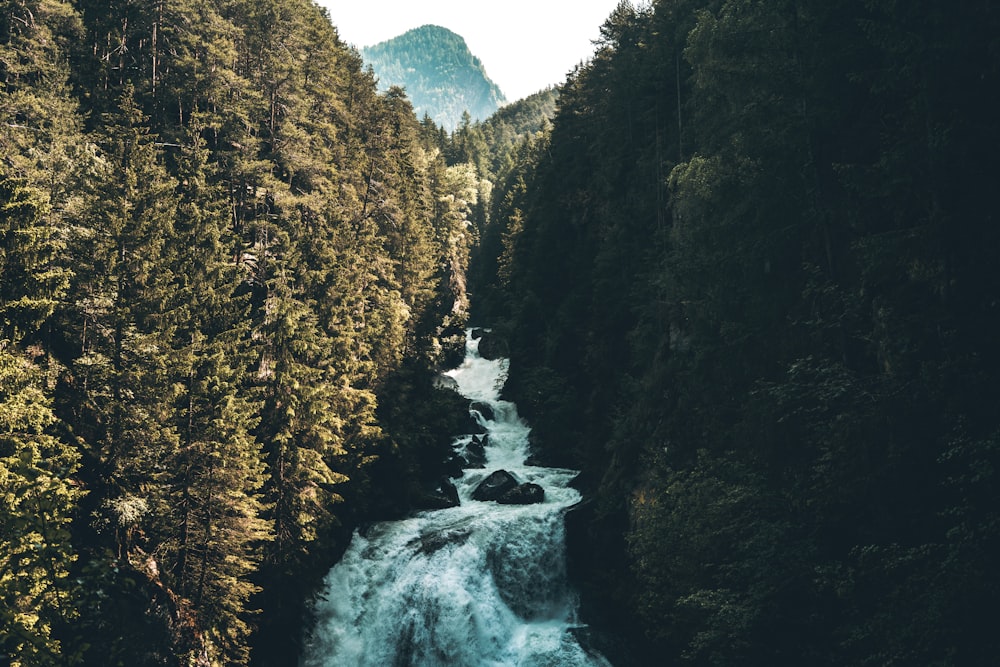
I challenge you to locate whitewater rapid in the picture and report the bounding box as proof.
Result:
[301,331,610,666]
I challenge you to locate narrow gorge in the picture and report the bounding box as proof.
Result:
[302,331,610,666]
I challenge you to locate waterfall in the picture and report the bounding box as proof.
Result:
[301,330,611,666]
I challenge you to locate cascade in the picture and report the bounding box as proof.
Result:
[301,330,610,666]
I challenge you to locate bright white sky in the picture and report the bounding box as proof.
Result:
[314,0,626,102]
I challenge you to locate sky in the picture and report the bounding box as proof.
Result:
[314,0,627,102]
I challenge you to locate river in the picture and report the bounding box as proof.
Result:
[301,330,610,666]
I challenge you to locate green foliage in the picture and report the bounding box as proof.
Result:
[362,24,506,131]
[16,0,998,663]
[0,347,84,666]
[67,84,179,494]
[482,0,1000,664]
[0,177,69,340]
[0,0,483,663]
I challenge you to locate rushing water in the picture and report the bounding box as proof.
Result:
[301,331,610,667]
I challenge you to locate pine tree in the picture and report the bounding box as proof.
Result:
[166,351,268,666]
[67,85,179,544]
[151,124,272,666]
[0,347,84,666]
[1,0,85,345]
[0,177,69,342]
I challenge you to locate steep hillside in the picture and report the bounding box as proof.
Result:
[476,1,1000,665]
[0,1,486,664]
[362,24,506,131]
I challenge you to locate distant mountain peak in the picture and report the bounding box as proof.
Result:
[362,24,507,132]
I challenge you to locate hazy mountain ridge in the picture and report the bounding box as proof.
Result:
[362,24,507,131]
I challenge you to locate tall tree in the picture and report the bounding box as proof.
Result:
[66,85,178,545]
[0,177,69,342]
[154,126,271,666]
[0,347,84,666]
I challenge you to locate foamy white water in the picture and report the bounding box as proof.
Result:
[301,331,610,666]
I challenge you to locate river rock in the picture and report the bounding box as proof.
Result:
[439,478,460,506]
[462,436,487,468]
[444,454,466,478]
[470,328,486,340]
[497,483,545,505]
[415,524,472,555]
[471,470,519,502]
[432,374,459,392]
[416,478,461,510]
[470,400,495,421]
[477,331,509,360]
[461,410,487,435]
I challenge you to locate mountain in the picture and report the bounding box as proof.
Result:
[362,25,507,131]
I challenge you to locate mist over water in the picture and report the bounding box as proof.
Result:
[301,331,610,666]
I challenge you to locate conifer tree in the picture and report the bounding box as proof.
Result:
[154,125,271,666]
[1,0,85,345]
[67,85,179,545]
[0,347,83,666]
[0,177,69,342]
[0,136,83,667]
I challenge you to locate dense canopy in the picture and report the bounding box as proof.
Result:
[0,0,491,663]
[475,1,1000,665]
[3,0,998,665]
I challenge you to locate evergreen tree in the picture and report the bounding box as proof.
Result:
[484,0,1000,664]
[0,177,69,342]
[0,347,84,666]
[66,84,179,546]
[155,126,271,666]
[1,0,504,662]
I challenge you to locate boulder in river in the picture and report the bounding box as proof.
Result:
[416,478,461,510]
[462,436,487,468]
[439,478,460,506]
[432,374,459,392]
[462,410,487,435]
[444,454,466,479]
[497,483,545,505]
[476,331,509,360]
[471,470,519,502]
[470,400,495,422]
[414,523,473,556]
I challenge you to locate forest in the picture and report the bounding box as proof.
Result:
[474,0,1000,665]
[0,0,527,663]
[2,0,998,666]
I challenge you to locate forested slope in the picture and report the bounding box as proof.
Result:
[477,1,1000,665]
[0,1,487,664]
[362,24,507,131]
[8,0,999,665]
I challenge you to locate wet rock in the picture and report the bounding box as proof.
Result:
[470,328,486,340]
[461,410,488,435]
[471,470,519,502]
[497,483,545,505]
[433,374,459,391]
[413,524,472,555]
[477,331,509,360]
[413,493,453,511]
[415,478,461,510]
[462,436,487,468]
[444,455,466,479]
[470,400,495,422]
[439,478,460,506]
